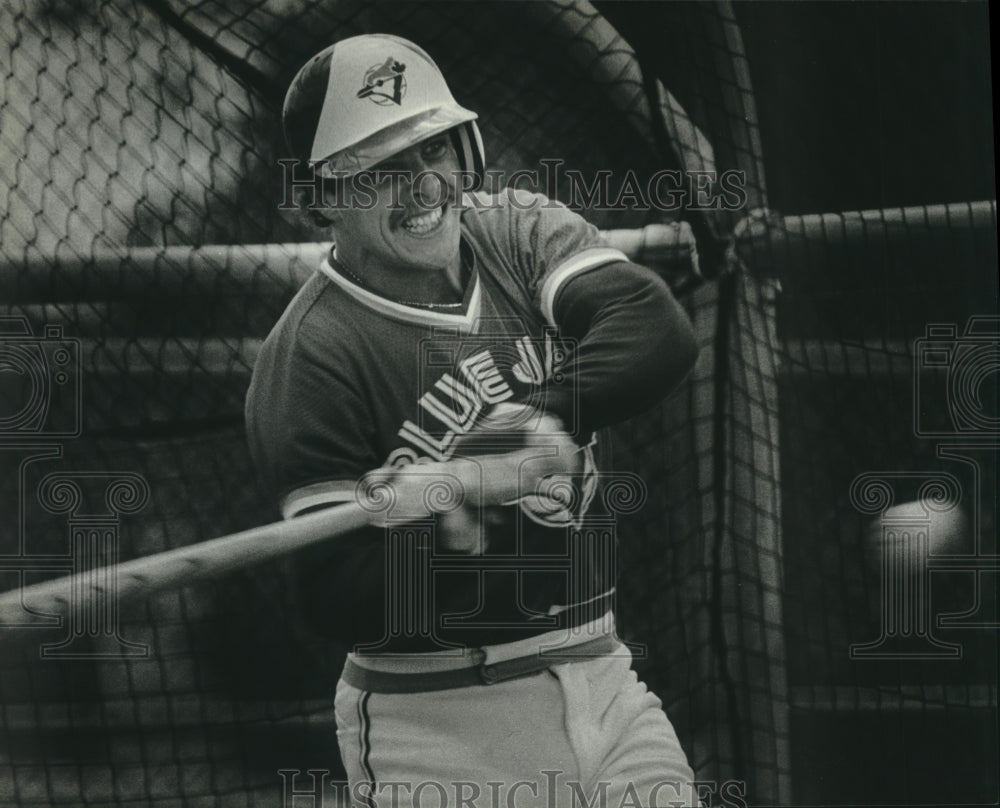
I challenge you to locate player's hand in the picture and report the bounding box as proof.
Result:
[358,403,584,553]
[451,402,583,505]
[437,403,584,552]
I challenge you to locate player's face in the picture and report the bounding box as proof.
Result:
[330,133,462,276]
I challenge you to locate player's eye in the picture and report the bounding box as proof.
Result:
[421,137,448,161]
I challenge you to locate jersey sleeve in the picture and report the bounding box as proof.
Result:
[245,310,379,519]
[498,190,699,436]
[504,189,630,325]
[546,260,699,434]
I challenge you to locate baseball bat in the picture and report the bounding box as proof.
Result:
[0,501,370,627]
[0,433,576,628]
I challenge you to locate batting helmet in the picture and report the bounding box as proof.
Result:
[282,34,486,187]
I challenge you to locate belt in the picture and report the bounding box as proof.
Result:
[342,633,619,694]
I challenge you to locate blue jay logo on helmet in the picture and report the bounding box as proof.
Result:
[357,57,407,106]
[283,34,486,188]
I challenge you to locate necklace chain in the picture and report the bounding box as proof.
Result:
[332,257,465,310]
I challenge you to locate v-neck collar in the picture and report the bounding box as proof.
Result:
[319,239,482,331]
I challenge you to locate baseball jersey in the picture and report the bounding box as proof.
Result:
[246,188,669,651]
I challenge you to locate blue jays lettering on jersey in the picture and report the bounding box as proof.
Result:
[246,189,630,649]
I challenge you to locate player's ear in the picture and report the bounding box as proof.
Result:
[291,183,338,229]
[315,206,342,228]
[311,210,339,229]
[319,178,349,226]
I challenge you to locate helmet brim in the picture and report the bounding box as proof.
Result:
[316,105,478,178]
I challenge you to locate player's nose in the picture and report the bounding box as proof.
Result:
[393,154,449,206]
[411,168,449,206]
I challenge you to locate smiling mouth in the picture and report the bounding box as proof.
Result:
[401,204,445,236]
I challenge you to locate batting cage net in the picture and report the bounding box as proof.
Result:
[1,1,996,806]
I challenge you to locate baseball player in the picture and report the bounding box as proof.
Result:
[246,34,700,808]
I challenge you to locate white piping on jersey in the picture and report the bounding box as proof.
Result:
[319,257,482,331]
[538,247,630,327]
[281,480,356,519]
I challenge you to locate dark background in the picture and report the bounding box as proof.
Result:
[602,1,995,214]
